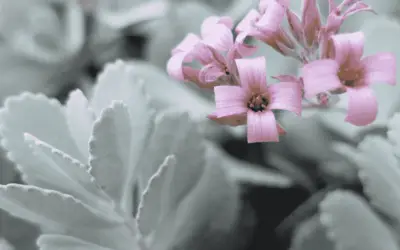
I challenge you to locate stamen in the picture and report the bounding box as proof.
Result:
[247,94,269,112]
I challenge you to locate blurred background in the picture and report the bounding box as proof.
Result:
[1,0,400,249]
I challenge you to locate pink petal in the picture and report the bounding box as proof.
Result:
[362,52,396,86]
[286,9,304,45]
[301,59,342,98]
[255,0,285,33]
[202,24,234,51]
[268,81,302,115]
[201,16,234,37]
[199,63,225,84]
[208,112,247,126]
[236,9,260,34]
[301,0,321,47]
[235,57,268,93]
[327,32,364,67]
[343,1,376,17]
[234,33,258,57]
[166,52,188,81]
[214,86,247,117]
[171,33,201,55]
[247,110,279,143]
[345,86,377,126]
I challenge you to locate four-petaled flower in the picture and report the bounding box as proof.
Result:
[210,57,302,143]
[302,32,396,126]
[167,16,256,89]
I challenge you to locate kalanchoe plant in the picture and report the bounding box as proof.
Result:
[167,0,398,143]
[0,60,293,250]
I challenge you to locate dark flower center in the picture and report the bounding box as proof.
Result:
[338,67,362,88]
[247,94,269,112]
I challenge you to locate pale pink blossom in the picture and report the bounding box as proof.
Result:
[167,16,256,89]
[210,57,302,143]
[301,32,396,126]
[235,0,294,55]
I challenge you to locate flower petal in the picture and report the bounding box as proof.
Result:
[208,112,247,126]
[235,9,260,34]
[166,52,188,81]
[234,33,258,57]
[362,52,396,86]
[201,16,233,38]
[235,57,268,92]
[268,81,302,115]
[202,24,234,51]
[301,59,341,98]
[198,63,225,84]
[327,32,364,67]
[301,0,321,46]
[255,0,285,33]
[286,9,304,45]
[214,86,247,117]
[247,110,279,143]
[345,86,377,126]
[171,33,201,55]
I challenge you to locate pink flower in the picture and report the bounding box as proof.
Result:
[210,57,302,143]
[167,16,256,89]
[235,0,294,55]
[301,32,396,126]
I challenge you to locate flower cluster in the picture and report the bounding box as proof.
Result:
[166,0,397,143]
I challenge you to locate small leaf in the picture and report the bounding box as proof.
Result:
[23,133,115,215]
[0,184,122,231]
[291,215,334,250]
[151,158,240,250]
[125,60,214,122]
[0,93,86,183]
[89,101,133,206]
[349,136,400,226]
[37,234,112,250]
[137,110,206,210]
[65,89,95,159]
[207,142,293,188]
[137,155,176,236]
[319,190,398,250]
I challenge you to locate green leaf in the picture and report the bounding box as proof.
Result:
[125,60,214,122]
[137,155,176,236]
[349,136,400,226]
[0,184,122,230]
[207,142,293,188]
[65,89,95,160]
[37,234,112,250]
[151,158,240,250]
[23,133,116,217]
[88,101,133,208]
[137,110,206,209]
[0,93,86,183]
[291,215,334,250]
[320,190,398,250]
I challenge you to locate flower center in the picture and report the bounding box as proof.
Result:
[247,94,269,112]
[338,67,362,87]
